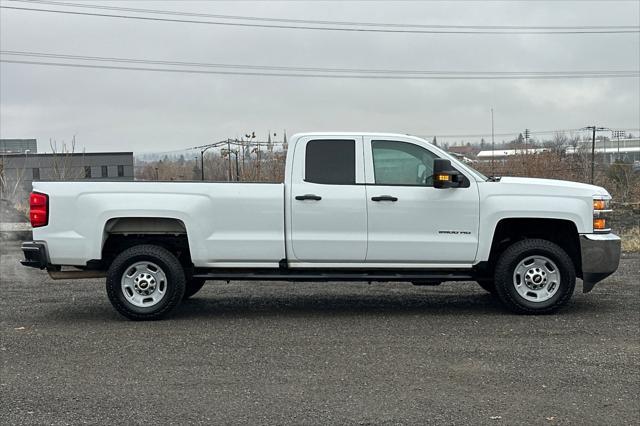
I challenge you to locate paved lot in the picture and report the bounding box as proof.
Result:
[1,241,639,425]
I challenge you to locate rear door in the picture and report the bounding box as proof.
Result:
[363,136,480,264]
[289,136,367,262]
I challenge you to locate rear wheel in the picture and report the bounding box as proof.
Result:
[106,244,186,320]
[494,239,575,314]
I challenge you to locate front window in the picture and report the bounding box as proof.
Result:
[372,140,438,186]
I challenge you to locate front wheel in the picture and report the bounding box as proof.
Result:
[494,239,575,314]
[106,245,186,320]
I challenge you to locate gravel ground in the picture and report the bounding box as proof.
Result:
[1,241,639,425]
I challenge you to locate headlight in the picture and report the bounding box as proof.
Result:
[593,196,612,233]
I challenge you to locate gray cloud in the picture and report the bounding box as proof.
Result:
[1,0,638,152]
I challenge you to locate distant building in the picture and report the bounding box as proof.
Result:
[1,151,134,200]
[448,152,477,164]
[565,145,640,164]
[0,139,38,154]
[447,145,479,158]
[476,148,549,160]
[476,138,640,163]
[567,137,640,164]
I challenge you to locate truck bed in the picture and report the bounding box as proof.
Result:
[32,181,286,267]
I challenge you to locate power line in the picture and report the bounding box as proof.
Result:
[3,59,638,79]
[12,0,640,31]
[422,128,640,139]
[2,51,636,77]
[2,4,639,34]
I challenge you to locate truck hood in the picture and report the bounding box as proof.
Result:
[498,177,610,197]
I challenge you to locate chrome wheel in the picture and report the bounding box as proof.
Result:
[513,255,561,303]
[121,261,167,308]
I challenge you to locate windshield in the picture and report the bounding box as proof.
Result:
[408,136,489,181]
[463,162,489,181]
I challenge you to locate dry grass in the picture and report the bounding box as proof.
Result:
[620,227,640,252]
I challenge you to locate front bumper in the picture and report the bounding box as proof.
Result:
[20,241,49,269]
[580,233,621,293]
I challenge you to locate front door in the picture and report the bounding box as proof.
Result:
[289,136,368,262]
[363,137,480,265]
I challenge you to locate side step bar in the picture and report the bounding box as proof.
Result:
[192,269,475,282]
[48,270,107,280]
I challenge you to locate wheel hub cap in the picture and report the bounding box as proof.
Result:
[513,255,561,303]
[524,267,547,290]
[121,261,167,307]
[133,273,157,295]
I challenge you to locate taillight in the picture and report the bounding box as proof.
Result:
[30,192,48,227]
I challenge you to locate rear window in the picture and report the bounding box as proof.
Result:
[305,139,356,184]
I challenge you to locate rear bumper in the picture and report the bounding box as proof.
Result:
[580,233,621,293]
[20,241,49,269]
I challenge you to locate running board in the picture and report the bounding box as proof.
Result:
[192,269,474,282]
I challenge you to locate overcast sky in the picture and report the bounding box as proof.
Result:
[1,0,639,153]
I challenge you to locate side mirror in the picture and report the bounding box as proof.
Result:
[433,158,467,189]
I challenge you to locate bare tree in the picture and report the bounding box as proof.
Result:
[49,136,85,180]
[547,132,569,154]
[0,154,28,202]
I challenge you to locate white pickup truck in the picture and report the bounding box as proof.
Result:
[21,132,621,320]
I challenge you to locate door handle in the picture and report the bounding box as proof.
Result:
[371,195,398,202]
[295,194,322,201]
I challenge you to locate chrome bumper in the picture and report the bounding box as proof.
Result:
[580,233,621,293]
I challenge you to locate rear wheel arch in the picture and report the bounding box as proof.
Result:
[100,217,193,271]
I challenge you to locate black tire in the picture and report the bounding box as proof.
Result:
[494,239,575,314]
[183,278,206,300]
[476,279,496,294]
[106,244,186,320]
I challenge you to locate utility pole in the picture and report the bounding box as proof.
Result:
[523,128,530,169]
[226,139,233,181]
[196,141,226,181]
[491,108,495,177]
[588,126,596,184]
[256,144,261,181]
[200,149,206,181]
[234,148,240,181]
[613,130,624,161]
[583,126,609,184]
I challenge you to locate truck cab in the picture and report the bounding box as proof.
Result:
[285,133,481,266]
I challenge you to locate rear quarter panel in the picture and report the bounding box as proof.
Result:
[32,181,285,267]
